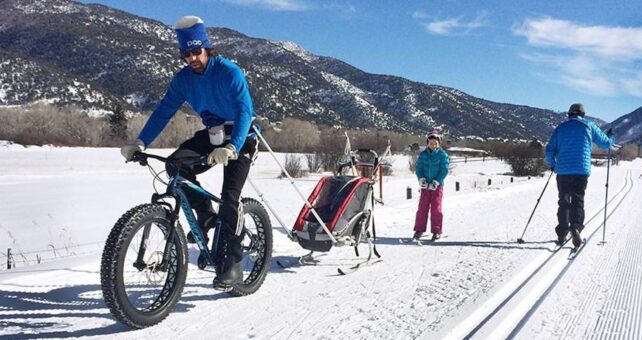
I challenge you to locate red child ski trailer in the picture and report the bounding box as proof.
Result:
[293,151,382,252]
[246,130,389,273]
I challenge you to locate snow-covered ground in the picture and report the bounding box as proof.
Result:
[0,145,640,339]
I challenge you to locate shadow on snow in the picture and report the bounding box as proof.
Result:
[0,271,232,338]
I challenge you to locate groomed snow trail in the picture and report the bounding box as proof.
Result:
[0,148,639,340]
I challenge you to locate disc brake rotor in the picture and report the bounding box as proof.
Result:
[144,251,166,284]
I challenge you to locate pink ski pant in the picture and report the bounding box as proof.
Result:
[414,187,443,234]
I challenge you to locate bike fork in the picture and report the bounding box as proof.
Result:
[133,223,152,271]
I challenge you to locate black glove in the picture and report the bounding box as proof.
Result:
[549,166,555,172]
[606,128,615,137]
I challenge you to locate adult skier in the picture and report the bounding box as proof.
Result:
[413,132,450,241]
[120,16,257,289]
[545,103,614,247]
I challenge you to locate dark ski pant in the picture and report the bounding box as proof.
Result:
[166,128,257,263]
[414,187,443,234]
[555,174,588,238]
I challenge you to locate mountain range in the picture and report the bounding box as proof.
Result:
[1,0,639,142]
[602,107,642,144]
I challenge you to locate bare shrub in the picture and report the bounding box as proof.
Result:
[618,143,639,161]
[128,110,202,148]
[263,118,320,153]
[283,118,320,152]
[125,114,148,142]
[494,143,547,176]
[408,152,419,172]
[317,128,348,172]
[155,112,203,148]
[281,154,306,178]
[0,104,109,146]
[305,153,324,173]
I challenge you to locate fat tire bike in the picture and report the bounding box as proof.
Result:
[100,151,272,328]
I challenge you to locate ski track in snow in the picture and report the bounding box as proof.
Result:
[0,148,640,339]
[447,169,636,339]
[518,170,642,339]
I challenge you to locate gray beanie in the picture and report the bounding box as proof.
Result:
[568,103,585,117]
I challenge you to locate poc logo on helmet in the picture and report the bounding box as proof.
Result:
[186,40,203,47]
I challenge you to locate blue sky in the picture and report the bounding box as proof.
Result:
[79,0,642,122]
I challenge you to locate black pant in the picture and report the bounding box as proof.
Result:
[555,175,588,238]
[167,129,257,263]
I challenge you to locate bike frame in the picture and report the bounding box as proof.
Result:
[133,153,224,270]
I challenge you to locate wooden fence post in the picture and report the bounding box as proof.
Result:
[7,248,12,269]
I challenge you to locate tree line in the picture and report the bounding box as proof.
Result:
[1,104,637,177]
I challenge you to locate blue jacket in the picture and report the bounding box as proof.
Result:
[138,56,255,151]
[415,148,449,186]
[545,116,613,176]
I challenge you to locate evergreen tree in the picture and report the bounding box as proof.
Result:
[108,104,128,142]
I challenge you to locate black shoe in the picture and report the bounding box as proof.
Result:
[431,233,441,241]
[555,224,569,246]
[413,232,423,240]
[213,260,243,289]
[570,228,582,248]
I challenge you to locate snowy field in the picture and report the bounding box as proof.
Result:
[0,143,641,339]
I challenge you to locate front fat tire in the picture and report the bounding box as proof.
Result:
[228,198,273,297]
[100,204,188,329]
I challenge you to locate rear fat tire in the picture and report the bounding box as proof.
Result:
[100,204,188,329]
[227,198,273,297]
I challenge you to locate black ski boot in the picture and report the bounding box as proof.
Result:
[570,227,582,248]
[212,237,244,291]
[413,231,423,240]
[213,260,243,290]
[431,233,441,241]
[555,235,566,246]
[555,225,568,246]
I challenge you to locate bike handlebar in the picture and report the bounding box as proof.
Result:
[131,151,208,168]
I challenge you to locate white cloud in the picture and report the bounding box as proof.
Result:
[620,73,642,97]
[420,12,488,36]
[513,17,642,61]
[221,0,311,11]
[521,52,622,96]
[514,17,642,98]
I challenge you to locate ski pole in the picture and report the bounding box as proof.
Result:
[600,147,612,244]
[517,171,554,243]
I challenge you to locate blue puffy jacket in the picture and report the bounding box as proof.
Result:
[138,56,255,152]
[545,116,613,176]
[416,148,449,186]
